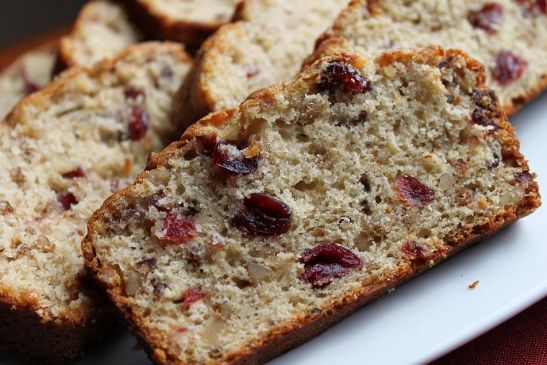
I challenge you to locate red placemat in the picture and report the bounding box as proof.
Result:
[431,296,547,364]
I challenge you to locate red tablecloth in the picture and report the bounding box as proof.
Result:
[432,297,547,364]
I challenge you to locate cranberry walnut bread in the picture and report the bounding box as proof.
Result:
[57,0,142,70]
[311,0,547,115]
[0,42,192,364]
[84,46,539,365]
[175,0,351,127]
[0,44,56,119]
[122,0,241,49]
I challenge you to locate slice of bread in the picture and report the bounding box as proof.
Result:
[57,0,142,70]
[123,0,240,48]
[311,0,547,115]
[0,44,56,119]
[0,42,192,364]
[83,46,540,365]
[174,0,350,128]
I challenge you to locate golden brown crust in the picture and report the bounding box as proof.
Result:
[1,41,192,363]
[121,0,234,50]
[83,48,540,365]
[172,22,242,130]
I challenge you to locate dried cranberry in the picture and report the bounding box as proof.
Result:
[136,258,157,271]
[300,243,363,288]
[156,212,196,244]
[214,140,259,176]
[515,171,533,185]
[197,134,218,156]
[182,288,206,308]
[401,241,430,263]
[57,192,78,210]
[468,3,504,33]
[231,193,292,236]
[62,167,86,179]
[21,70,40,95]
[394,176,436,208]
[520,0,547,15]
[246,66,260,78]
[492,52,528,86]
[124,88,144,100]
[127,107,150,141]
[319,61,372,94]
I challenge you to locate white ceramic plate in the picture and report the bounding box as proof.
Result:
[3,93,546,365]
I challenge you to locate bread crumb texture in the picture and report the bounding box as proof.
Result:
[313,0,547,114]
[85,47,539,364]
[0,42,191,323]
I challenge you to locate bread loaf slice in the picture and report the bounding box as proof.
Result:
[83,46,539,365]
[311,0,547,115]
[58,0,142,69]
[0,44,56,119]
[0,42,192,364]
[123,0,240,48]
[175,0,350,127]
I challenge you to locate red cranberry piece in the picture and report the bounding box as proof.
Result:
[492,52,528,86]
[57,192,78,210]
[521,0,547,16]
[21,70,40,95]
[246,66,260,79]
[394,176,436,208]
[319,61,372,94]
[156,212,197,244]
[127,107,150,141]
[124,88,144,100]
[401,241,430,263]
[538,0,547,13]
[135,258,157,271]
[300,242,363,288]
[231,193,292,236]
[214,140,259,176]
[196,134,218,156]
[62,167,86,179]
[468,3,504,33]
[515,171,533,185]
[182,288,206,308]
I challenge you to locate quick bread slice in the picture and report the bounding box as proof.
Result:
[123,0,240,48]
[174,0,350,127]
[0,42,192,364]
[57,0,142,70]
[83,46,539,365]
[310,0,547,115]
[0,44,56,119]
